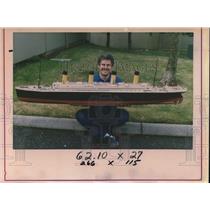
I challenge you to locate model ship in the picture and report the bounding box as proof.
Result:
[16,67,187,106]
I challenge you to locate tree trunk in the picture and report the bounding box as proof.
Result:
[106,33,110,48]
[128,32,132,50]
[160,33,179,86]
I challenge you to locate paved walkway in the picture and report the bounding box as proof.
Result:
[13,115,192,149]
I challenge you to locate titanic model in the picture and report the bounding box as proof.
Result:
[15,59,186,106]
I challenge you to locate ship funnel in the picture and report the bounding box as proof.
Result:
[110,71,116,84]
[133,70,140,84]
[62,70,69,84]
[88,71,94,84]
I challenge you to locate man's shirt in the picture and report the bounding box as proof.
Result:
[94,72,123,83]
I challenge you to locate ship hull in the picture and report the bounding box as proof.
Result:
[16,88,183,106]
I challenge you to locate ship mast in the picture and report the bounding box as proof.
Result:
[38,58,41,88]
[153,57,159,87]
[38,33,48,88]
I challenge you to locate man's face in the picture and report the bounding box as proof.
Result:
[98,59,113,77]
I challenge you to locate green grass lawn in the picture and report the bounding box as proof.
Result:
[13,43,193,124]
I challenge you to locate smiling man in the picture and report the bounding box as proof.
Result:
[94,54,122,83]
[76,54,129,148]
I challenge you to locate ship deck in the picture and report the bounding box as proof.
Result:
[16,82,187,93]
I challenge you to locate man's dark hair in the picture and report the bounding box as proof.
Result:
[97,54,114,66]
